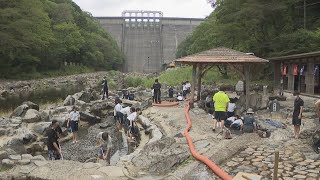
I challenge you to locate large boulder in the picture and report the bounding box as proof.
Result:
[22,101,39,111]
[17,128,37,144]
[63,95,75,106]
[39,110,50,122]
[79,112,101,124]
[249,92,263,111]
[6,138,26,154]
[10,104,29,118]
[33,122,51,135]
[51,115,67,127]
[0,128,6,136]
[131,137,189,174]
[90,101,114,116]
[22,109,41,123]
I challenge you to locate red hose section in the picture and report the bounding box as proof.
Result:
[184,101,233,180]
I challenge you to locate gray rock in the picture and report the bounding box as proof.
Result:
[132,137,189,174]
[10,117,22,124]
[90,101,114,116]
[7,138,26,154]
[0,128,6,136]
[63,95,75,106]
[10,104,29,118]
[22,154,33,160]
[9,154,21,160]
[22,101,39,111]
[39,110,50,122]
[22,109,41,123]
[33,122,51,135]
[0,150,8,159]
[2,159,14,167]
[26,142,45,155]
[80,111,101,124]
[53,107,67,114]
[34,160,48,166]
[0,117,10,128]
[78,91,92,103]
[18,159,31,165]
[51,115,67,127]
[31,155,46,161]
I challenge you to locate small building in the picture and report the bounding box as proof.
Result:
[270,51,320,96]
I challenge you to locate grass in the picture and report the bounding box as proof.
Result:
[0,165,12,172]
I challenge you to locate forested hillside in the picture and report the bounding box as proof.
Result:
[0,0,123,78]
[177,0,320,59]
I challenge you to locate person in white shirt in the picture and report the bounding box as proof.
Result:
[120,106,131,133]
[185,81,191,94]
[230,115,243,130]
[227,98,237,118]
[127,107,137,142]
[177,93,184,101]
[182,82,188,98]
[67,106,80,143]
[114,99,123,131]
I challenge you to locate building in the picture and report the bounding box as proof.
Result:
[270,51,320,96]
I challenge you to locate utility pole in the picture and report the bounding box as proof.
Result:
[304,0,306,29]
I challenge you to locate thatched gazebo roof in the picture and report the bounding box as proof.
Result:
[174,47,269,108]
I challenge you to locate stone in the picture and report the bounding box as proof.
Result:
[26,142,45,154]
[307,173,318,177]
[227,161,239,167]
[18,159,31,165]
[245,148,255,152]
[39,110,50,122]
[304,159,314,163]
[33,122,51,135]
[18,128,37,144]
[22,109,41,123]
[22,154,33,160]
[34,160,48,167]
[295,170,308,175]
[9,154,21,160]
[63,95,75,106]
[260,171,270,176]
[10,104,29,118]
[131,137,189,174]
[232,158,244,162]
[2,159,14,166]
[32,155,46,161]
[0,128,6,136]
[293,175,307,179]
[53,106,67,114]
[10,117,22,124]
[306,169,319,174]
[252,158,263,162]
[82,162,102,169]
[22,101,39,111]
[51,115,67,127]
[79,111,101,124]
[242,161,251,165]
[97,166,124,177]
[0,150,8,160]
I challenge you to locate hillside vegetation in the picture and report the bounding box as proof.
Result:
[177,0,320,80]
[0,0,123,79]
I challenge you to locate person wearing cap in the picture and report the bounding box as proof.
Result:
[242,108,256,133]
[292,91,304,139]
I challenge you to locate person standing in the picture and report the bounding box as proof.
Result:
[68,106,80,143]
[292,91,304,139]
[227,98,236,118]
[102,77,108,100]
[212,86,230,132]
[47,120,62,160]
[168,86,174,102]
[152,79,161,104]
[96,132,112,165]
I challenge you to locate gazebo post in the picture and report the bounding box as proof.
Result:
[244,64,250,109]
[190,63,197,108]
[197,64,202,101]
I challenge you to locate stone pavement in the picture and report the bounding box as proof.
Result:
[221,139,320,180]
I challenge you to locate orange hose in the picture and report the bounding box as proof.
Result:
[184,101,233,180]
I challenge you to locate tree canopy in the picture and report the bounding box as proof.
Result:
[0,0,123,78]
[177,0,320,59]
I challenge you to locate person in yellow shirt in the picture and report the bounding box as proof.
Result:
[212,86,230,132]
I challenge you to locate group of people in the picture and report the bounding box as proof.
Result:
[113,98,141,145]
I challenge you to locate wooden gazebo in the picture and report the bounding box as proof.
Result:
[175,47,269,108]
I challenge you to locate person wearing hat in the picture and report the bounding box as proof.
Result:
[241,108,256,133]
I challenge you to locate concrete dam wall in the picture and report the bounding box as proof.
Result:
[96,11,204,73]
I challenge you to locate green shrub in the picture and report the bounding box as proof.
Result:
[125,76,146,88]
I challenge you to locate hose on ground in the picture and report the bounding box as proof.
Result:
[184,101,233,180]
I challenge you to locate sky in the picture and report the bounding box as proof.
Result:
[72,0,213,18]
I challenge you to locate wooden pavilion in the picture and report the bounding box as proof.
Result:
[175,47,269,108]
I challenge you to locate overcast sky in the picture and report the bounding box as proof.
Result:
[72,0,213,18]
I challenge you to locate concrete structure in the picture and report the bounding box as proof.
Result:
[270,51,320,96]
[96,10,204,73]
